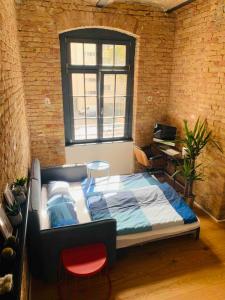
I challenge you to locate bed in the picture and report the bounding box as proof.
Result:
[29,160,200,281]
[42,172,200,249]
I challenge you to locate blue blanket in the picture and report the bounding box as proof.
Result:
[82,172,159,197]
[83,173,197,235]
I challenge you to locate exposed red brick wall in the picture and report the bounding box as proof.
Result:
[167,0,225,219]
[0,0,30,198]
[16,1,175,166]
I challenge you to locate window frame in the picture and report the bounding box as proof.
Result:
[60,28,135,145]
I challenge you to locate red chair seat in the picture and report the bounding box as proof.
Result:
[61,243,107,277]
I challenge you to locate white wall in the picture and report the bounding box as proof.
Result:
[65,141,134,175]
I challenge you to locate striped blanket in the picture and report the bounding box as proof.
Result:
[82,173,197,235]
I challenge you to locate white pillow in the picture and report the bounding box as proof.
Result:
[47,181,70,199]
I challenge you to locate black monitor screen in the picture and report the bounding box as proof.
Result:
[153,123,177,141]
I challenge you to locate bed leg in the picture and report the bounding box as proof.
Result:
[195,227,200,240]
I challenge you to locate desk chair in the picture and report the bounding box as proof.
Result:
[134,145,164,174]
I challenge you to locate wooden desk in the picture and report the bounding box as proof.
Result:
[158,145,185,191]
[143,144,185,191]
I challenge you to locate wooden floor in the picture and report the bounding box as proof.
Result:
[31,208,225,300]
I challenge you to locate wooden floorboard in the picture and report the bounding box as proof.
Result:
[31,208,225,300]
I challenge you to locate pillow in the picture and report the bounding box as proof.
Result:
[81,177,96,197]
[47,202,78,228]
[47,194,74,208]
[47,181,70,198]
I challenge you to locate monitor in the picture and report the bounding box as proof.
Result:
[153,123,177,146]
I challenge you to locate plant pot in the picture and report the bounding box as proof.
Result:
[4,236,18,251]
[14,192,26,204]
[185,194,195,208]
[0,248,16,273]
[8,212,22,226]
[20,184,27,195]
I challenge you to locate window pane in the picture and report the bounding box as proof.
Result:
[86,97,97,118]
[73,97,85,119]
[104,74,115,96]
[114,117,125,137]
[74,119,86,140]
[116,74,127,96]
[87,118,97,139]
[115,45,126,66]
[70,43,83,65]
[103,118,113,138]
[72,74,84,96]
[85,74,97,96]
[103,97,114,117]
[84,43,96,65]
[102,44,114,66]
[115,97,126,117]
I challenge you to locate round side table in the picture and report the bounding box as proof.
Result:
[86,160,110,178]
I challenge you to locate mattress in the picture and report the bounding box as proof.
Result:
[117,219,200,248]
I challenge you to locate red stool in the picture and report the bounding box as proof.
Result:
[58,243,111,300]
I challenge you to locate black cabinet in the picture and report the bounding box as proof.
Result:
[0,186,30,300]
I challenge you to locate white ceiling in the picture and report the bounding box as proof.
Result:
[95,0,192,11]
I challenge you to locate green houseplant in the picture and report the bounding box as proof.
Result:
[14,177,27,186]
[0,247,16,275]
[14,177,27,192]
[175,118,223,207]
[3,236,18,251]
[5,201,22,226]
[11,177,27,204]
[1,247,16,262]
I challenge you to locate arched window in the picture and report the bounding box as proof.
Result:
[60,28,135,145]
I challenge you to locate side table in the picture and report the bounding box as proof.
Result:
[86,160,110,178]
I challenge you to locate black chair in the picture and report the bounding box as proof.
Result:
[134,144,164,174]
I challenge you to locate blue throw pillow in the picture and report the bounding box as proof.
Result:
[47,194,74,208]
[81,177,96,197]
[47,202,78,228]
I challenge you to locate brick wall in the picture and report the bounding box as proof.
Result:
[16,1,175,166]
[167,0,225,219]
[0,0,30,198]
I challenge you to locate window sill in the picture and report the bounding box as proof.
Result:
[65,139,133,148]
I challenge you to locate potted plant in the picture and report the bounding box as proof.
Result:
[14,177,27,193]
[0,247,16,273]
[1,247,16,263]
[5,201,22,226]
[174,118,223,208]
[3,236,18,252]
[11,177,27,204]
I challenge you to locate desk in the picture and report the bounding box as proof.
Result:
[143,144,185,191]
[157,145,185,190]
